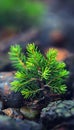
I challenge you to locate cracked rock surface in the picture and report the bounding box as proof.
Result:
[41,100,74,129]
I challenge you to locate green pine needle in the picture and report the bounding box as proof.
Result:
[9,43,69,99]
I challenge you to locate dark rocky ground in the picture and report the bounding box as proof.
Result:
[0,71,74,130]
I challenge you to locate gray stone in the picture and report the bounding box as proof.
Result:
[0,72,24,108]
[41,100,74,129]
[20,106,39,120]
[0,115,42,130]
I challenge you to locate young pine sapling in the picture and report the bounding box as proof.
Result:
[9,43,69,100]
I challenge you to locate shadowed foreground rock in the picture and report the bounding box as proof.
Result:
[0,72,24,108]
[41,100,74,130]
[64,54,74,99]
[0,115,41,130]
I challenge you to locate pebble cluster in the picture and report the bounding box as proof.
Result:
[41,100,74,121]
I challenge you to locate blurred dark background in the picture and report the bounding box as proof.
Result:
[0,0,74,71]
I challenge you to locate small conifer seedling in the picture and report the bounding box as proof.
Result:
[9,43,69,100]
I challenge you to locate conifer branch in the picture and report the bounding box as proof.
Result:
[9,45,26,71]
[9,43,69,99]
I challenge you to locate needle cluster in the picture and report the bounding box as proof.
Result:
[9,43,69,99]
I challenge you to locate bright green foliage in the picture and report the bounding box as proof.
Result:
[9,43,69,99]
[0,0,45,29]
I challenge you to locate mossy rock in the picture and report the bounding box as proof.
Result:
[41,100,74,129]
